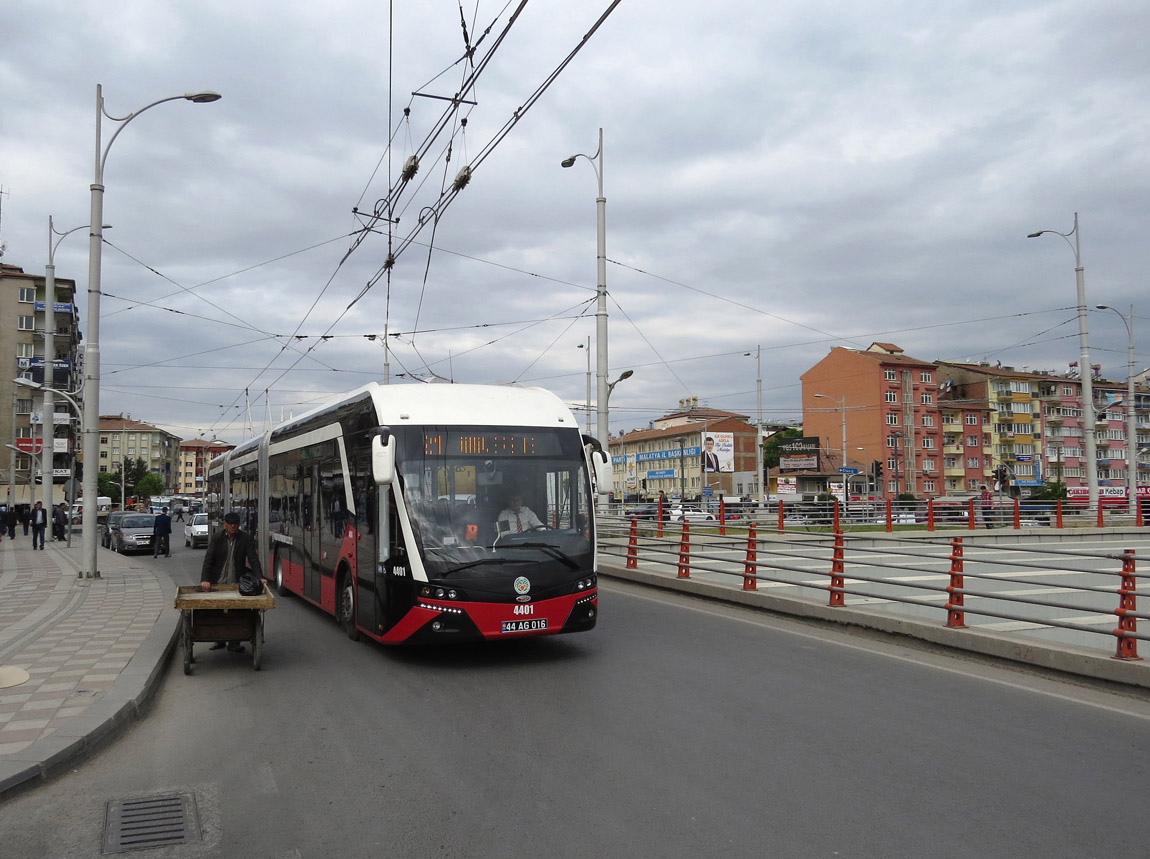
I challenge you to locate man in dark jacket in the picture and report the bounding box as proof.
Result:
[200,511,263,652]
[153,507,172,557]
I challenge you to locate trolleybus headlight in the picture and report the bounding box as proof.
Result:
[435,588,446,599]
[448,589,458,600]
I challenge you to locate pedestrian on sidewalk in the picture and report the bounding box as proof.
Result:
[20,505,30,535]
[200,511,263,652]
[30,501,48,549]
[153,507,172,557]
[52,503,68,542]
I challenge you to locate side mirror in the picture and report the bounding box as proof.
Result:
[371,432,395,485]
[591,448,612,494]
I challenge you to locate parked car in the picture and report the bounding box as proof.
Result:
[101,511,126,549]
[625,503,663,520]
[670,506,716,522]
[184,513,210,548]
[110,513,157,555]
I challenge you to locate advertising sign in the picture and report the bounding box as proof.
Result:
[701,432,734,473]
[779,437,819,471]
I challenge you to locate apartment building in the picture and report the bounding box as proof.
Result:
[801,343,943,498]
[98,415,181,493]
[609,404,760,501]
[178,438,233,497]
[1,262,82,504]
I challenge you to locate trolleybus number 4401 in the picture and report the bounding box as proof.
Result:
[502,619,548,633]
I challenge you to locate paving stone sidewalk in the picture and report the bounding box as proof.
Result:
[0,533,178,800]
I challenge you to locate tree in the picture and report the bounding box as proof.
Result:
[762,428,804,470]
[135,472,164,503]
[97,472,121,505]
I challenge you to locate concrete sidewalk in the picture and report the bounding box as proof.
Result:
[0,533,179,801]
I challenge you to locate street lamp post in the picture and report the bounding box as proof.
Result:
[15,379,83,549]
[44,217,107,517]
[577,337,591,434]
[561,128,610,456]
[1096,304,1138,515]
[745,347,764,508]
[674,436,686,501]
[80,84,221,579]
[1028,214,1099,514]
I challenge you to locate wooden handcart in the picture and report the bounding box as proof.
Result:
[174,583,276,674]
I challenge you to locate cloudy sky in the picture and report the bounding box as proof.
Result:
[1,0,1147,445]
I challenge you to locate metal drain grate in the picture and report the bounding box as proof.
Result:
[102,793,201,853]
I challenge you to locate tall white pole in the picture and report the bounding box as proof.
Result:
[42,220,57,516]
[80,84,221,578]
[1029,213,1098,513]
[1098,303,1138,515]
[594,128,608,452]
[756,345,764,509]
[1128,304,1137,516]
[80,84,106,577]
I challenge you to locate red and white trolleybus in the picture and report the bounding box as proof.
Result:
[205,383,608,644]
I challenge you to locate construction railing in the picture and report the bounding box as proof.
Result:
[601,512,1149,659]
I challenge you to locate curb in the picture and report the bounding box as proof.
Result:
[600,562,1150,690]
[0,550,182,802]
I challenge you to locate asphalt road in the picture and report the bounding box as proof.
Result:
[3,538,1150,858]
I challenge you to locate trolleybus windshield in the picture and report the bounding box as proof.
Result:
[395,425,594,577]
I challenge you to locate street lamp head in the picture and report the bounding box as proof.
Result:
[1026,231,1044,239]
[184,91,222,103]
[13,378,41,390]
[560,157,576,168]
[617,370,634,382]
[1095,304,1113,311]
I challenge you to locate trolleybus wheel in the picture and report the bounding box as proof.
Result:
[274,557,291,597]
[339,571,359,642]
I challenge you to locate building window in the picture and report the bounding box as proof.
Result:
[884,369,897,381]
[967,457,981,469]
[922,415,934,427]
[886,414,899,425]
[921,437,935,449]
[885,391,898,403]
[17,343,34,358]
[965,414,979,425]
[920,393,933,405]
[966,435,979,447]
[922,458,936,472]
[19,287,35,303]
[920,371,932,383]
[924,480,935,493]
[18,316,35,331]
[16,398,32,414]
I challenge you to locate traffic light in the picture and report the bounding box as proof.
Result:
[872,460,883,480]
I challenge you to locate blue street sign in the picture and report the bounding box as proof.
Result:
[838,467,860,474]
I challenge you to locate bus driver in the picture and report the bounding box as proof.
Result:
[497,492,544,534]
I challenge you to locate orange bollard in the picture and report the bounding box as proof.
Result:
[927,498,935,531]
[833,499,840,533]
[677,520,691,578]
[1113,549,1141,661]
[743,521,758,590]
[657,498,664,538]
[1098,503,1106,528]
[945,537,967,628]
[778,500,785,532]
[1056,499,1063,529]
[968,498,976,531]
[828,530,845,606]
[1013,498,1021,529]
[885,499,893,533]
[719,496,726,536]
[626,517,639,569]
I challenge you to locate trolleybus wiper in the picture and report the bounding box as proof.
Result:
[500,543,579,569]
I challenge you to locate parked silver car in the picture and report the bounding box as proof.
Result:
[110,513,156,555]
